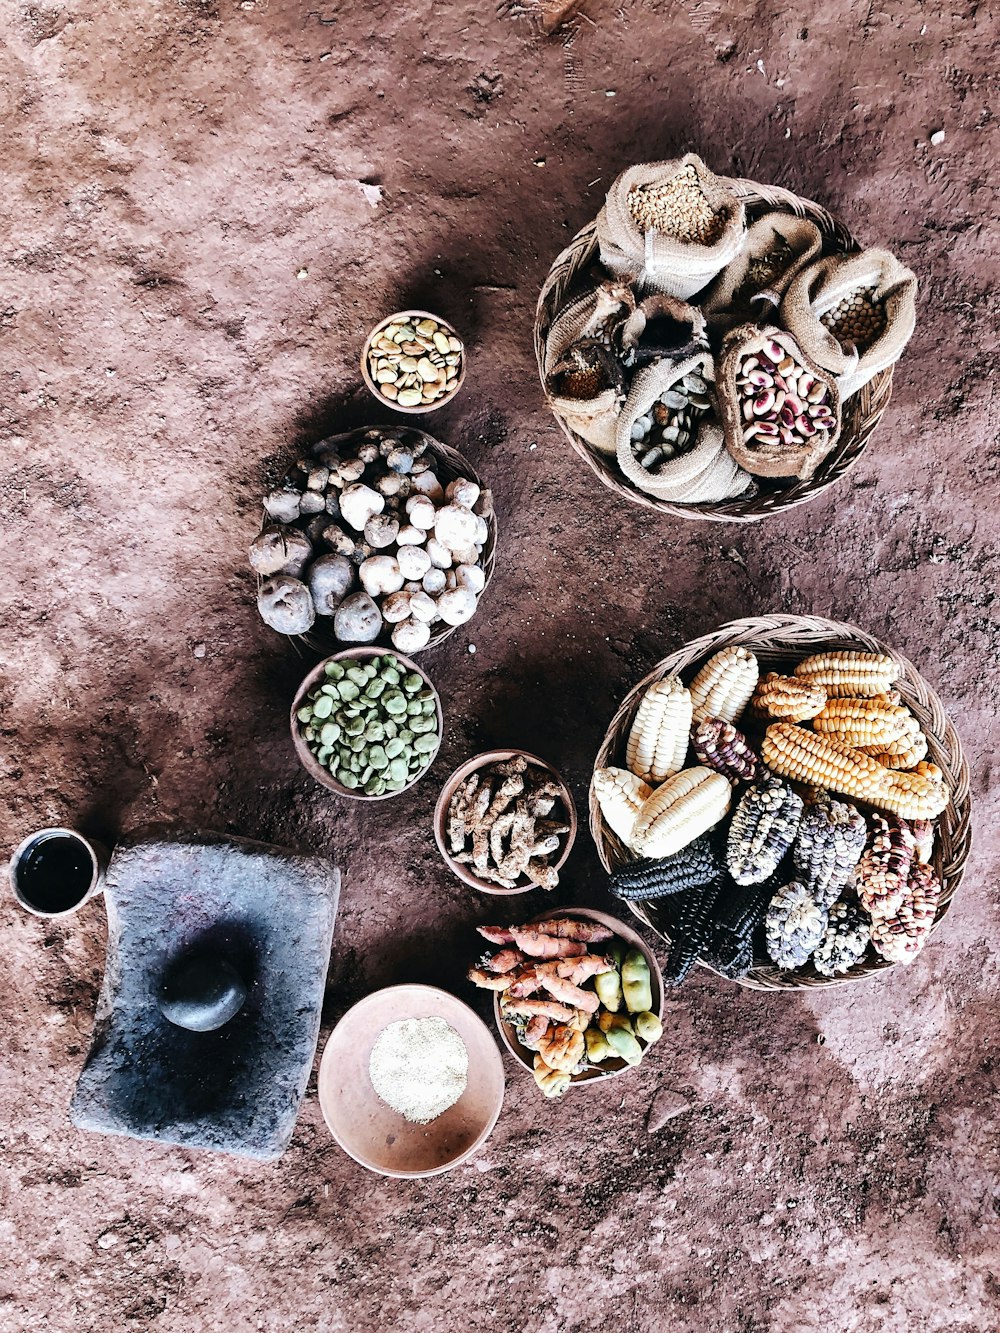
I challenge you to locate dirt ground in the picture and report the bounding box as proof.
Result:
[1,0,998,1328]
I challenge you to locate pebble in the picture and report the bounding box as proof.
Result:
[366,315,464,410]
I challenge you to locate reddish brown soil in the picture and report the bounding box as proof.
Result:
[1,1,998,1329]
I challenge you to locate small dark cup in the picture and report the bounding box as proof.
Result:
[8,828,108,918]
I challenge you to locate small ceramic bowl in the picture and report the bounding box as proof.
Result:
[361,309,466,414]
[493,907,664,1086]
[433,750,578,895]
[317,984,505,1178]
[290,647,442,800]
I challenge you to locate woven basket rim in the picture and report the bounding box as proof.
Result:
[255,424,497,655]
[589,613,972,992]
[534,175,895,523]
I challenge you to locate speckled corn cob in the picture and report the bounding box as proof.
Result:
[751,672,827,723]
[869,861,941,964]
[689,646,759,724]
[726,772,804,886]
[690,718,758,783]
[593,767,652,849]
[909,819,935,864]
[856,813,916,916]
[761,723,948,819]
[812,696,914,752]
[625,675,693,784]
[812,900,871,977]
[609,833,721,901]
[632,767,733,860]
[793,651,899,698]
[765,881,828,970]
[792,793,867,907]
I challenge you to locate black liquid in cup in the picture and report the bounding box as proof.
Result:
[14,832,96,914]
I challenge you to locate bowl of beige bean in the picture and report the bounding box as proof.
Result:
[361,310,466,413]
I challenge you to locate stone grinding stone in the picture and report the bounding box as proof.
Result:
[70,827,340,1162]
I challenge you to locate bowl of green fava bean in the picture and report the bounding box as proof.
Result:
[291,648,443,799]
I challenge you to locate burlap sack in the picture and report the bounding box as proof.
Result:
[597,155,746,300]
[780,249,917,397]
[614,354,750,502]
[543,278,635,456]
[701,212,823,331]
[619,293,707,369]
[716,324,841,480]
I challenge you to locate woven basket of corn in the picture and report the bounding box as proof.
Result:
[535,176,896,523]
[590,614,971,991]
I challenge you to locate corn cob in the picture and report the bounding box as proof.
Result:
[750,672,827,723]
[726,772,804,886]
[625,675,693,784]
[593,767,652,848]
[702,931,755,979]
[855,813,916,916]
[689,717,759,783]
[791,793,867,907]
[812,696,914,752]
[812,900,870,977]
[609,833,721,901]
[793,651,899,698]
[711,876,775,944]
[761,723,948,819]
[909,818,935,864]
[765,881,828,969]
[689,646,759,724]
[873,727,928,770]
[662,877,726,986]
[869,861,941,964]
[632,767,732,860]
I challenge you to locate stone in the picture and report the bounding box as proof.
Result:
[257,576,315,635]
[158,949,247,1032]
[647,1087,692,1133]
[339,483,384,533]
[333,591,382,643]
[307,554,354,615]
[70,828,340,1161]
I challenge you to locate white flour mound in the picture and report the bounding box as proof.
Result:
[368,1017,469,1125]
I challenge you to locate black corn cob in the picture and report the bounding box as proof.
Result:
[702,934,754,979]
[690,717,759,784]
[663,877,726,986]
[609,833,721,901]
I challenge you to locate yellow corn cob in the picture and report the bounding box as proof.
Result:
[761,724,948,820]
[625,675,693,784]
[812,696,914,752]
[750,672,827,722]
[873,727,928,770]
[592,767,653,849]
[632,766,732,859]
[793,651,899,698]
[689,646,759,724]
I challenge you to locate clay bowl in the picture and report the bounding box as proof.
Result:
[433,750,578,895]
[493,907,664,1087]
[290,647,442,801]
[317,984,505,1178]
[361,309,466,414]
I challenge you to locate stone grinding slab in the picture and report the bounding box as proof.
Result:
[70,827,340,1162]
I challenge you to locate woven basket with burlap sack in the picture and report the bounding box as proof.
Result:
[700,212,823,332]
[596,155,746,300]
[780,248,917,398]
[542,276,636,455]
[615,353,752,503]
[716,325,841,481]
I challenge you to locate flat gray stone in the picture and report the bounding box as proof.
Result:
[70,826,340,1162]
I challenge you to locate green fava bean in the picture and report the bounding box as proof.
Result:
[403,673,423,694]
[383,691,407,715]
[410,717,436,735]
[368,746,389,770]
[398,728,414,744]
[297,705,313,723]
[349,736,366,753]
[365,677,386,699]
[388,757,408,782]
[385,738,405,759]
[337,681,360,701]
[324,661,345,679]
[364,776,382,795]
[365,721,385,743]
[384,776,405,792]
[412,733,437,755]
[320,683,340,698]
[313,695,333,720]
[320,722,341,746]
[406,700,422,717]
[338,769,358,788]
[381,667,401,686]
[344,717,365,737]
[346,666,369,687]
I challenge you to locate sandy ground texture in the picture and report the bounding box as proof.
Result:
[1,0,998,1329]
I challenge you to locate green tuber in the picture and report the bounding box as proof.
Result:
[622,948,653,1014]
[605,1026,644,1066]
[634,1011,663,1044]
[585,1028,615,1063]
[594,965,623,1013]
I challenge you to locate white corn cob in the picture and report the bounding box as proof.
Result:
[632,766,732,859]
[793,651,899,698]
[625,675,693,784]
[689,646,759,723]
[592,767,652,849]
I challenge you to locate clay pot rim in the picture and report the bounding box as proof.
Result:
[360,309,467,415]
[317,983,505,1178]
[432,750,578,895]
[492,906,664,1086]
[290,647,443,801]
